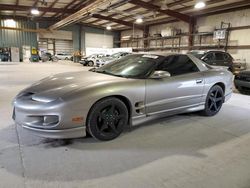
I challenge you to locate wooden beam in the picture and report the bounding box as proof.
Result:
[32,0,40,7]
[188,18,195,49]
[129,0,191,23]
[0,4,75,13]
[0,26,46,33]
[0,15,60,22]
[52,0,78,18]
[40,0,59,17]
[167,0,193,8]
[49,0,107,30]
[14,0,19,16]
[91,14,144,30]
[57,0,91,18]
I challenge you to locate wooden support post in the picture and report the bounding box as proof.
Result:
[188,17,196,50]
[143,26,149,50]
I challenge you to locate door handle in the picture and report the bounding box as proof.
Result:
[196,79,203,84]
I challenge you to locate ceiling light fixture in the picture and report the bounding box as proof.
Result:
[135,18,143,24]
[31,8,40,15]
[194,1,206,9]
[106,26,112,30]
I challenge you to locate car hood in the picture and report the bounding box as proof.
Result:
[22,71,125,102]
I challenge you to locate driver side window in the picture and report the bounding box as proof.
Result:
[156,55,199,76]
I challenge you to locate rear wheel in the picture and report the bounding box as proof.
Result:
[202,85,224,116]
[88,61,94,66]
[87,97,128,141]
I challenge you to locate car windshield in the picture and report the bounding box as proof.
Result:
[188,51,205,59]
[91,54,165,78]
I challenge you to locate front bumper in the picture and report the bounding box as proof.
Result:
[19,124,85,139]
[13,95,87,139]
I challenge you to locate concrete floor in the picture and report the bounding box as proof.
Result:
[1,61,250,188]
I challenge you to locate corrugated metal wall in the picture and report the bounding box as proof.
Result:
[0,19,38,60]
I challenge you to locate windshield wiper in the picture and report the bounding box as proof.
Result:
[95,70,129,78]
[95,70,114,76]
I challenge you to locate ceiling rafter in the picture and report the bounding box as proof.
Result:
[52,0,78,18]
[91,14,144,30]
[104,0,225,28]
[87,5,141,25]
[0,4,75,13]
[49,0,106,30]
[146,0,250,27]
[129,0,191,23]
[14,0,19,16]
[96,0,194,28]
[32,0,40,7]
[40,0,59,17]
[167,0,193,8]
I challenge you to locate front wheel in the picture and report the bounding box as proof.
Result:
[202,85,224,116]
[87,98,128,141]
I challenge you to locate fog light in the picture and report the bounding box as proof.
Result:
[43,115,59,126]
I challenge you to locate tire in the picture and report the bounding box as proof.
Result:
[65,57,69,60]
[201,85,224,116]
[87,97,128,141]
[88,61,94,66]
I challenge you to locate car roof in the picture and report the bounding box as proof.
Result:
[136,52,179,56]
[190,50,226,53]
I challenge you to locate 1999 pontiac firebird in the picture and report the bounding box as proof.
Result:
[13,53,233,141]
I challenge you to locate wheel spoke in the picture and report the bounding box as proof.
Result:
[215,97,223,102]
[97,112,106,119]
[214,89,219,97]
[100,123,108,131]
[209,96,214,101]
[109,123,118,134]
[214,102,218,111]
[115,114,125,120]
[108,104,115,114]
[209,102,214,110]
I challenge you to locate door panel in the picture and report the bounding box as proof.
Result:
[145,72,204,115]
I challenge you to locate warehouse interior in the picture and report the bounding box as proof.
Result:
[1,0,250,188]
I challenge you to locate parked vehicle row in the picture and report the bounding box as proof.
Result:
[79,52,131,67]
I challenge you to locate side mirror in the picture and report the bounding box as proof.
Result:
[150,70,171,79]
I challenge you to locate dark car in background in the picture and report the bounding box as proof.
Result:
[188,50,246,74]
[234,70,250,94]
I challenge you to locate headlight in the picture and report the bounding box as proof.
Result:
[31,95,57,103]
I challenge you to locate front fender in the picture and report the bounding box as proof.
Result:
[61,79,146,126]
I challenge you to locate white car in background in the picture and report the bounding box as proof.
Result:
[96,52,131,67]
[79,54,107,66]
[55,53,73,60]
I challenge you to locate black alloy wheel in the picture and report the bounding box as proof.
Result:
[87,97,128,141]
[202,85,224,116]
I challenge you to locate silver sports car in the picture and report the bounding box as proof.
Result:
[12,53,233,141]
